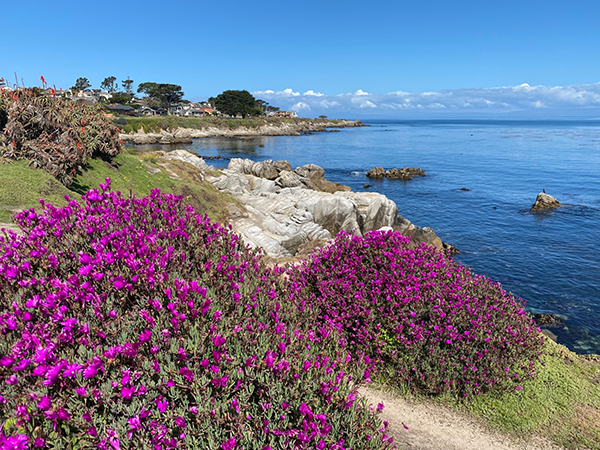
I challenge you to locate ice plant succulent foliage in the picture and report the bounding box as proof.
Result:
[0,87,121,186]
[287,231,544,396]
[0,182,393,449]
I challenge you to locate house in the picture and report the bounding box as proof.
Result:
[106,103,136,116]
[199,107,215,116]
[138,106,159,116]
[270,110,298,118]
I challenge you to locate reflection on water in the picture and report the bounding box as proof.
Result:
[129,136,270,156]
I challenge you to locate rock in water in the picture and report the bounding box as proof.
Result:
[366,166,426,180]
[534,313,562,326]
[366,167,386,178]
[531,192,561,212]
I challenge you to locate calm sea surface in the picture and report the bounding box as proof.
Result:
[140,119,600,354]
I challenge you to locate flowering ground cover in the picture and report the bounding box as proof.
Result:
[287,231,544,397]
[0,182,393,449]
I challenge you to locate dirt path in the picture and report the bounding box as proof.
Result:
[359,386,564,450]
[0,222,21,235]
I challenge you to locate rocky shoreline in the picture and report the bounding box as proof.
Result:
[161,150,456,258]
[121,119,364,145]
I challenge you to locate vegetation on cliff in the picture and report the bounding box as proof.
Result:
[0,88,121,186]
[115,115,352,135]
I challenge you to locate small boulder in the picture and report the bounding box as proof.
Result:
[275,170,306,189]
[367,167,426,180]
[366,167,385,178]
[531,192,561,212]
[295,164,350,193]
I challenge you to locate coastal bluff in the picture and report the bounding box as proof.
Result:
[121,119,364,145]
[164,150,453,258]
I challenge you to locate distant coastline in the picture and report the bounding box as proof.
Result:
[119,116,365,145]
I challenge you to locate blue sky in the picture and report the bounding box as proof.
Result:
[3,0,600,118]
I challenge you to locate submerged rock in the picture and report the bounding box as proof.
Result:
[531,192,561,212]
[534,313,562,326]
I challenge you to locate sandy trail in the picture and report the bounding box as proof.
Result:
[359,386,564,450]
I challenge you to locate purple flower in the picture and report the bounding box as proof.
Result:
[211,376,228,388]
[2,434,29,450]
[175,416,186,428]
[264,351,275,368]
[57,408,71,421]
[156,398,169,412]
[121,386,136,399]
[139,329,152,343]
[128,415,142,430]
[179,366,194,382]
[221,437,236,450]
[6,375,18,385]
[13,359,31,372]
[63,363,81,378]
[75,387,87,397]
[15,405,29,420]
[299,403,314,421]
[37,396,52,410]
[0,357,15,368]
[112,278,125,290]
[212,335,226,347]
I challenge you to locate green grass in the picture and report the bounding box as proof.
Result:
[464,339,600,449]
[0,160,72,222]
[0,150,237,226]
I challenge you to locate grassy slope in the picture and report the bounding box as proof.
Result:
[0,150,235,226]
[0,160,72,222]
[465,339,600,449]
[375,338,600,449]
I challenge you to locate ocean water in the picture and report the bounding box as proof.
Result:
[140,119,600,354]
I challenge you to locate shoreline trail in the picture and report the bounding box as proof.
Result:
[360,386,564,450]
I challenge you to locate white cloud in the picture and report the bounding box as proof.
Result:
[282,88,300,96]
[253,82,600,117]
[292,101,311,110]
[318,100,340,109]
[303,90,324,96]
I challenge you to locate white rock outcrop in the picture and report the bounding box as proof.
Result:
[203,158,445,257]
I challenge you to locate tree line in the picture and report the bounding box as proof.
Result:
[71,76,280,118]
